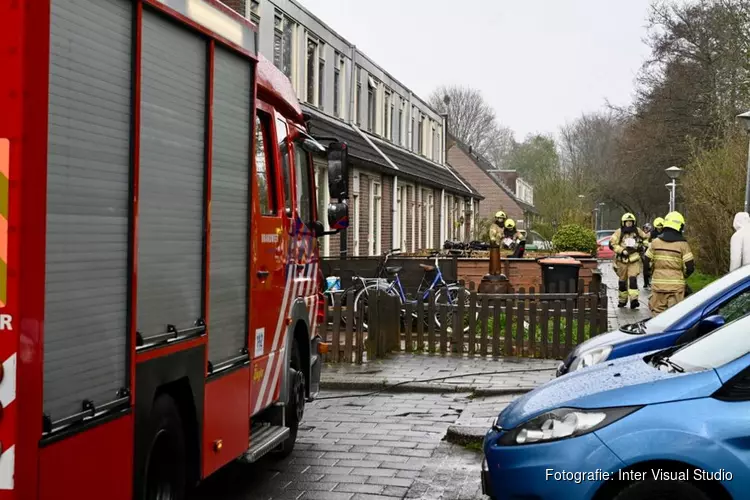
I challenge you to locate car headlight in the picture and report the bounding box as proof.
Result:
[498,406,641,446]
[569,345,612,372]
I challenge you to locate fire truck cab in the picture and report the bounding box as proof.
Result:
[0,0,349,498]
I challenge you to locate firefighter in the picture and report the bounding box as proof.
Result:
[644,211,695,314]
[610,213,649,309]
[651,217,665,240]
[488,210,507,246]
[501,219,526,258]
[641,222,654,289]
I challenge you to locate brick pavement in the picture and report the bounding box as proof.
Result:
[191,390,514,500]
[599,261,652,330]
[321,353,559,395]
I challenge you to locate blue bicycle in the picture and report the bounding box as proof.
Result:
[352,251,475,333]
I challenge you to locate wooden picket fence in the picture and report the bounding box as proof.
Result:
[323,281,608,364]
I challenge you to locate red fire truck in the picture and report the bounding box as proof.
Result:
[0,0,350,498]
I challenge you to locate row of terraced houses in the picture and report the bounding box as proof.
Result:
[224,0,537,256]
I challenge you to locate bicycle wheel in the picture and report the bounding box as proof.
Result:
[434,286,476,335]
[353,283,399,330]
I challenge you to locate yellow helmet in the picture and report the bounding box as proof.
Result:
[653,217,665,229]
[663,211,685,232]
[495,211,507,220]
[504,219,516,230]
[621,212,636,223]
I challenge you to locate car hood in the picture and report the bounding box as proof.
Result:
[573,328,635,354]
[498,353,722,429]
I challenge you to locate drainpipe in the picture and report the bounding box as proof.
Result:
[393,177,398,251]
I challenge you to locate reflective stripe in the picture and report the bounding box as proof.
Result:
[683,252,694,262]
[652,255,683,263]
[652,279,686,285]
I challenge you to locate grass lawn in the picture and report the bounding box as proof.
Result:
[687,271,719,292]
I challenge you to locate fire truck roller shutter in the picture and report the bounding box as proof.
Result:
[208,47,252,366]
[44,0,132,422]
[137,10,206,342]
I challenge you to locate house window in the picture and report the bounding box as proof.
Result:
[334,54,345,118]
[436,130,442,163]
[250,0,260,24]
[367,78,376,132]
[416,189,422,250]
[274,13,295,82]
[409,187,415,252]
[355,67,362,127]
[352,171,360,256]
[318,46,325,109]
[315,164,330,256]
[398,186,407,251]
[369,181,382,255]
[396,99,402,146]
[427,193,434,248]
[417,116,423,156]
[411,107,418,151]
[432,125,438,161]
[383,89,392,139]
[305,36,318,106]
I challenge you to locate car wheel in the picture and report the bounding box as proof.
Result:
[612,479,711,500]
[272,339,305,458]
[143,394,187,500]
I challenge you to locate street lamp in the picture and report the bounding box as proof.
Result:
[598,202,606,231]
[665,166,682,213]
[736,111,750,212]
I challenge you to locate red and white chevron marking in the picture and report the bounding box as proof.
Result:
[0,351,16,490]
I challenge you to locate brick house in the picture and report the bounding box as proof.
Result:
[447,135,536,230]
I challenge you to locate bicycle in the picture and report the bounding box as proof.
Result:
[352,251,476,333]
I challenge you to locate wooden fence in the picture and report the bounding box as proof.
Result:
[323,281,609,363]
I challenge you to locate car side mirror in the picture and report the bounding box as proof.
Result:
[327,201,349,231]
[327,142,349,200]
[698,314,725,336]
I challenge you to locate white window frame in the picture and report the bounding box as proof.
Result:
[384,88,393,140]
[416,188,423,250]
[249,0,260,24]
[304,33,321,107]
[369,179,382,256]
[315,163,330,257]
[409,186,416,252]
[352,171,360,256]
[397,185,407,251]
[333,54,346,119]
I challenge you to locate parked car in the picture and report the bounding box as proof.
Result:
[556,264,750,377]
[596,229,616,240]
[521,230,553,252]
[597,235,614,259]
[482,312,750,499]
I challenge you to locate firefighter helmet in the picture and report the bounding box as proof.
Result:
[504,219,516,230]
[663,211,685,232]
[621,213,636,223]
[654,217,665,229]
[495,211,507,220]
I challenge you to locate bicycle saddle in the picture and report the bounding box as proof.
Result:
[419,264,436,272]
[385,266,403,275]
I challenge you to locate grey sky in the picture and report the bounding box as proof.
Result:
[296,0,654,141]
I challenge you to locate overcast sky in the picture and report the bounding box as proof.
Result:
[296,0,654,141]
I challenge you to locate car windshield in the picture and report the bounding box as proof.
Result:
[668,313,750,370]
[631,266,750,334]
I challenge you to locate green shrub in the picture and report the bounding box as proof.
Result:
[551,224,598,255]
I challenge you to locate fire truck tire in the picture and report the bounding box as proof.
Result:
[143,394,187,500]
[273,339,305,458]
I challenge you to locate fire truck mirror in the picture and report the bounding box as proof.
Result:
[327,201,349,231]
[312,220,326,238]
[326,141,349,200]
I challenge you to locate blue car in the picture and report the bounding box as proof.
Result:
[482,313,750,500]
[556,265,750,376]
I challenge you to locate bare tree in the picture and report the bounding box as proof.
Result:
[429,85,515,165]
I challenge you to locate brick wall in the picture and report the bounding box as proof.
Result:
[457,258,599,291]
[447,144,522,222]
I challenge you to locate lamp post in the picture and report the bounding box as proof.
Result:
[665,166,682,213]
[598,202,606,230]
[736,111,750,212]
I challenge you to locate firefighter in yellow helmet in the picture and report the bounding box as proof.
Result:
[489,210,507,246]
[501,219,526,258]
[644,211,695,314]
[610,213,649,308]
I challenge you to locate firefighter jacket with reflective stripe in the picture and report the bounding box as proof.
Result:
[611,227,648,263]
[645,231,695,292]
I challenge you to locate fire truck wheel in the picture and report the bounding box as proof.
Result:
[273,339,305,458]
[144,394,187,500]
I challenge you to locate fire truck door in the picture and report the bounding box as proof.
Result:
[249,108,286,415]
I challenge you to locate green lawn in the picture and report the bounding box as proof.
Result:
[687,271,719,292]
[475,313,592,344]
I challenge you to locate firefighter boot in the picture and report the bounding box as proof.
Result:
[629,276,640,308]
[618,279,628,308]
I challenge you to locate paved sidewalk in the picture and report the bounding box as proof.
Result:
[600,261,652,330]
[321,353,559,396]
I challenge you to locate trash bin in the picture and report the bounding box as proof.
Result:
[538,257,582,293]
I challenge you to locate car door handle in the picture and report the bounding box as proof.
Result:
[256,270,269,279]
